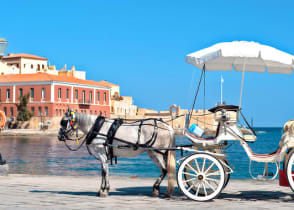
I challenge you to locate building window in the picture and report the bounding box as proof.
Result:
[58,88,61,99]
[41,88,45,99]
[59,109,61,116]
[31,64,33,69]
[90,110,92,115]
[75,90,78,100]
[56,109,58,116]
[66,89,69,99]
[31,107,35,116]
[89,91,92,103]
[10,107,13,117]
[30,88,34,99]
[95,111,97,115]
[19,88,23,97]
[38,107,42,116]
[3,107,7,116]
[0,89,1,102]
[82,90,85,104]
[97,92,100,102]
[16,64,19,68]
[45,107,48,116]
[104,92,106,103]
[104,111,106,117]
[37,64,41,71]
[42,64,45,69]
[6,89,10,100]
[24,64,26,68]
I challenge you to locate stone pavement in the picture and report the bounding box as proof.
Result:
[0,174,294,209]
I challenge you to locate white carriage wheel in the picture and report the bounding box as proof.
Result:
[286,150,294,192]
[177,153,225,201]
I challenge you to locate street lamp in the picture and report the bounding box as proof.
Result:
[0,38,8,58]
[0,38,7,166]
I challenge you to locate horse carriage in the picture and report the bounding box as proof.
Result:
[58,41,294,201]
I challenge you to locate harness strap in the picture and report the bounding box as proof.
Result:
[107,118,123,163]
[143,119,158,147]
[85,116,106,145]
[136,120,144,148]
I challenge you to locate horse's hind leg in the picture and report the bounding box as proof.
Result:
[147,151,168,197]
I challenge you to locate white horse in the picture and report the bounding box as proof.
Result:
[58,109,176,197]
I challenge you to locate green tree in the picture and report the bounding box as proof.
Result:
[16,93,33,121]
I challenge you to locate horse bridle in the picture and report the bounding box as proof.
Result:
[58,111,79,141]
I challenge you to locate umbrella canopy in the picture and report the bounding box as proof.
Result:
[186,41,294,74]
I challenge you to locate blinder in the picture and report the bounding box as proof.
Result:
[58,111,78,141]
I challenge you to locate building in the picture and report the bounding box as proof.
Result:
[101,81,137,117]
[111,95,137,117]
[0,73,111,118]
[1,53,54,75]
[0,61,13,75]
[0,53,86,79]
[58,65,86,80]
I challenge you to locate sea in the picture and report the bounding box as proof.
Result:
[0,127,284,179]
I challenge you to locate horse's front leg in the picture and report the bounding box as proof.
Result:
[98,151,110,197]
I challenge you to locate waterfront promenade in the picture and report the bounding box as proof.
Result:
[0,174,293,209]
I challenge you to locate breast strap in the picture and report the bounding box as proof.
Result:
[106,119,123,162]
[85,116,106,145]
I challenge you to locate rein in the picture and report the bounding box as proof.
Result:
[64,134,87,151]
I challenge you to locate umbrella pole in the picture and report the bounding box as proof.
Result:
[238,58,247,119]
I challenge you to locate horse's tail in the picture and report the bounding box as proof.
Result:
[167,128,176,196]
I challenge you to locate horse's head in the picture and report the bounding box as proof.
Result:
[58,108,78,141]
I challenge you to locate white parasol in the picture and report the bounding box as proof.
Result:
[186,41,294,108]
[186,41,294,74]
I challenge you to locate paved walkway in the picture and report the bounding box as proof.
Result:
[0,174,294,209]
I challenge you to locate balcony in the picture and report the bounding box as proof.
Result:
[78,99,92,105]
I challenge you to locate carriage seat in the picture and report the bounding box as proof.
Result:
[184,123,221,143]
[243,134,257,142]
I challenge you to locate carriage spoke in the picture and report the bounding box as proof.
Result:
[206,177,219,183]
[202,183,208,196]
[201,158,206,173]
[183,177,197,183]
[194,159,201,173]
[187,183,195,192]
[186,163,198,175]
[204,162,215,174]
[183,172,198,177]
[206,171,221,177]
[204,180,216,191]
[195,183,200,197]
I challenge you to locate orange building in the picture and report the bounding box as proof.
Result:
[0,73,111,118]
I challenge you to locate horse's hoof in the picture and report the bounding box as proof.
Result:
[98,190,108,197]
[152,189,159,197]
[164,192,172,198]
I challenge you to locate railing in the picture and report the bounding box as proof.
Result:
[78,99,92,105]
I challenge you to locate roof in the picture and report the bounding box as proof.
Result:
[0,73,112,88]
[1,53,48,61]
[96,80,119,87]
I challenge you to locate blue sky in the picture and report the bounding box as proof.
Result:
[1,0,294,126]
